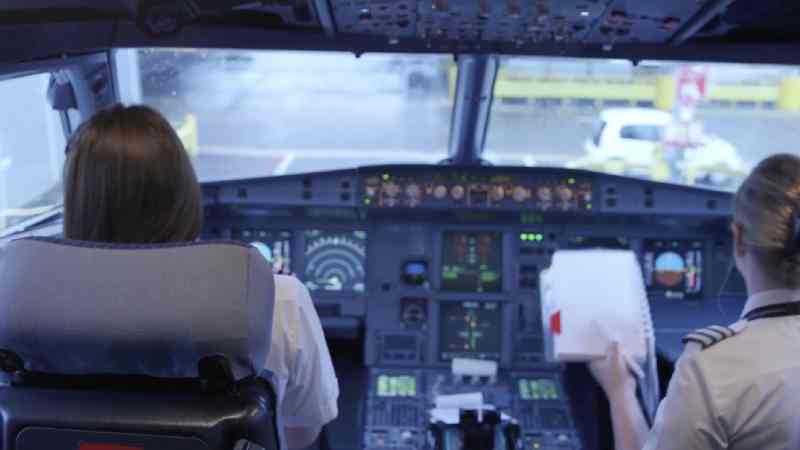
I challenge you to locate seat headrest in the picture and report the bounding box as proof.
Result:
[0,238,274,380]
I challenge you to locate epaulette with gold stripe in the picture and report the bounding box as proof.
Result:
[682,325,737,350]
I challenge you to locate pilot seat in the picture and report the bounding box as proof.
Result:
[0,237,281,450]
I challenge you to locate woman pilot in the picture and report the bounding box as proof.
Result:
[63,105,339,449]
[591,153,800,450]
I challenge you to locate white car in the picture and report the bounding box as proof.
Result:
[571,108,748,186]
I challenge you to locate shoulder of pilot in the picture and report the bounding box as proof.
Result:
[682,321,748,353]
[273,274,307,303]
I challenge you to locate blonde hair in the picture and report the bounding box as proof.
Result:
[734,154,800,287]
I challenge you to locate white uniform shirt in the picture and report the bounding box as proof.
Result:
[265,274,340,428]
[644,289,800,450]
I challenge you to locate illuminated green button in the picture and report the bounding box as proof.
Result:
[480,272,498,282]
[377,375,388,396]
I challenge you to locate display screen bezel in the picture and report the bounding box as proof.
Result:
[302,228,368,295]
[642,239,704,300]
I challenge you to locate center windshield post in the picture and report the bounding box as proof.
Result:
[447,55,499,166]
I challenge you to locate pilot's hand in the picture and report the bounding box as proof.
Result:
[588,341,642,397]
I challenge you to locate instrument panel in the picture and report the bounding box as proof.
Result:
[231,230,717,311]
[202,165,747,450]
[203,165,744,353]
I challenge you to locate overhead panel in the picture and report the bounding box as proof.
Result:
[583,1,700,44]
[332,0,418,39]
[328,0,715,47]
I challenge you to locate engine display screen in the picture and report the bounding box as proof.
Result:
[237,229,292,274]
[441,231,502,293]
[303,230,367,293]
[518,378,560,401]
[376,375,417,397]
[642,240,703,299]
[439,301,502,361]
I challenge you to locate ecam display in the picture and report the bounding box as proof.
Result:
[441,231,502,293]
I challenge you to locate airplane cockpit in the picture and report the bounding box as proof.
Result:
[0,1,798,450]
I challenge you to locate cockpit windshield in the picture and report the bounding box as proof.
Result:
[120,49,453,181]
[486,56,799,190]
[123,49,800,190]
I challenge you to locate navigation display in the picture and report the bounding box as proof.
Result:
[238,229,292,274]
[642,240,703,299]
[441,231,502,293]
[304,230,367,293]
[439,301,502,361]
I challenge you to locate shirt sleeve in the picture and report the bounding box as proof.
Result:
[278,276,340,429]
[643,348,727,450]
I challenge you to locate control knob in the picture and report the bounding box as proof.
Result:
[537,186,552,202]
[365,177,380,197]
[557,185,573,202]
[433,184,448,200]
[406,183,423,205]
[382,182,401,198]
[401,301,427,327]
[451,185,465,201]
[490,185,505,202]
[512,186,529,202]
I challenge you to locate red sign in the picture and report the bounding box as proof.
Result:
[549,311,562,335]
[676,66,707,108]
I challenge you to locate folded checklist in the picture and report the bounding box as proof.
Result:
[539,249,653,363]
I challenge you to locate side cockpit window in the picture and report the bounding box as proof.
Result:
[0,73,66,232]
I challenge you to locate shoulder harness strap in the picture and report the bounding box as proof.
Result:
[682,324,740,350]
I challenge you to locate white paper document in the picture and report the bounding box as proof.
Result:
[539,249,653,363]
